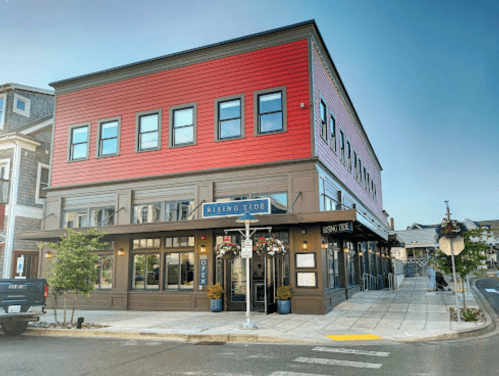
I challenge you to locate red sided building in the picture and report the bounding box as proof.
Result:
[22,21,395,314]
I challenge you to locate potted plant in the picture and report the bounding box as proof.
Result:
[215,241,241,259]
[207,283,224,312]
[254,236,286,257]
[276,285,292,314]
[440,219,462,239]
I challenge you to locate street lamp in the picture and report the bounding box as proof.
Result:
[236,211,259,329]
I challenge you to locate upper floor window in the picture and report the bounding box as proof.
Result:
[367,173,371,193]
[98,117,120,157]
[35,163,50,204]
[133,203,161,224]
[363,167,367,190]
[90,207,115,227]
[137,110,161,152]
[216,95,243,141]
[69,124,90,161]
[339,129,345,164]
[165,200,195,221]
[253,192,287,214]
[170,103,196,147]
[254,87,287,135]
[330,114,336,153]
[0,159,10,203]
[0,94,5,128]
[353,151,358,180]
[63,209,87,228]
[320,99,327,141]
[346,141,352,171]
[358,158,363,185]
[12,93,31,117]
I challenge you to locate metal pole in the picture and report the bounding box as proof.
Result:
[245,221,251,326]
[450,238,461,323]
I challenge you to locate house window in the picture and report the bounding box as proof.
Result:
[69,124,89,161]
[320,99,327,141]
[254,87,287,135]
[136,110,161,151]
[133,238,161,249]
[358,158,363,185]
[0,159,10,203]
[346,141,352,171]
[170,103,196,147]
[132,253,160,290]
[164,252,194,290]
[367,172,371,193]
[165,237,195,248]
[330,114,336,153]
[353,151,358,180]
[339,129,345,164]
[252,192,287,214]
[94,254,113,289]
[98,118,120,157]
[0,94,5,128]
[35,163,50,204]
[133,203,161,224]
[216,95,244,140]
[63,210,87,228]
[164,200,195,221]
[90,207,115,227]
[363,167,367,190]
[12,93,31,117]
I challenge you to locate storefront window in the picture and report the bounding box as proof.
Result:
[94,255,113,289]
[164,200,194,221]
[345,242,358,286]
[252,193,287,214]
[90,207,115,227]
[132,203,161,223]
[231,258,246,302]
[133,238,161,249]
[63,210,87,228]
[132,253,160,290]
[164,252,194,290]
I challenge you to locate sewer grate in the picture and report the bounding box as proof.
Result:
[194,341,226,345]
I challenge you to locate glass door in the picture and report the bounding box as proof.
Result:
[226,257,247,311]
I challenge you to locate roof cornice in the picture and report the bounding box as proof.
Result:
[0,83,54,96]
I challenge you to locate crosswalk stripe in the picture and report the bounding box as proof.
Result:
[312,346,390,357]
[294,356,382,369]
[269,373,327,376]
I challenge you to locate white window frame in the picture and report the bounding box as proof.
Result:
[0,158,11,180]
[0,93,6,129]
[35,163,50,204]
[12,93,31,118]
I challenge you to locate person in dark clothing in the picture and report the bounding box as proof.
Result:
[436,271,449,291]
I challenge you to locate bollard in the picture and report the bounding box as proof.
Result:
[77,317,84,329]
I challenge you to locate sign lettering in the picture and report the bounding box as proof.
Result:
[322,222,353,235]
[202,198,271,218]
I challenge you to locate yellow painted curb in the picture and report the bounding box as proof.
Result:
[327,334,383,341]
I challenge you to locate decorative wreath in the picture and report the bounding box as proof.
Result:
[215,241,241,259]
[254,236,286,257]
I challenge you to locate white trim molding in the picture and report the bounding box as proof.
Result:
[20,118,54,135]
[12,93,31,117]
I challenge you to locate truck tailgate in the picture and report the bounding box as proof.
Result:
[0,279,46,310]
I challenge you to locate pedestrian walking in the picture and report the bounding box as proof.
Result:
[426,260,436,291]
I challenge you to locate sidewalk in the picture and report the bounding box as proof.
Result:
[26,277,493,344]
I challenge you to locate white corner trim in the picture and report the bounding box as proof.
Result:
[12,93,31,118]
[0,134,40,152]
[0,158,11,180]
[20,118,54,135]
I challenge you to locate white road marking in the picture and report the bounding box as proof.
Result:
[312,346,390,357]
[269,372,329,376]
[294,356,382,369]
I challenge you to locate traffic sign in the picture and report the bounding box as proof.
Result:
[241,240,253,259]
[439,236,465,256]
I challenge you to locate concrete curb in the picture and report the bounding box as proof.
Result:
[398,277,496,343]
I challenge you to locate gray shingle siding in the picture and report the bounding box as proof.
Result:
[13,215,40,252]
[2,90,54,134]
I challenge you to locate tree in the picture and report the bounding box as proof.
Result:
[39,228,107,326]
[435,227,491,309]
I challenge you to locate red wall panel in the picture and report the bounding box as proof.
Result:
[51,40,311,187]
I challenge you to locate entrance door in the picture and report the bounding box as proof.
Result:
[12,251,39,279]
[226,257,247,311]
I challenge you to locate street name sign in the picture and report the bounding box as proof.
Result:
[439,236,465,256]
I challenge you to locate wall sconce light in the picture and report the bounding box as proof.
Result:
[44,251,52,259]
[118,248,125,256]
[302,240,308,250]
[301,228,307,235]
[343,247,349,253]
[321,241,328,249]
[200,245,207,254]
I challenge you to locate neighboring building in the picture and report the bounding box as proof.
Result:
[22,21,393,314]
[0,83,55,279]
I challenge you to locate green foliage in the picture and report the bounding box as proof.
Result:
[39,228,107,298]
[207,283,224,300]
[435,227,490,280]
[462,308,479,322]
[276,285,292,300]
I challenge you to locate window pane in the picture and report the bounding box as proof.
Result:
[17,100,25,111]
[165,253,180,289]
[133,239,140,249]
[140,132,158,150]
[154,239,160,248]
[41,167,49,183]
[260,113,282,133]
[259,92,282,113]
[219,100,240,120]
[101,255,113,289]
[72,143,87,159]
[94,259,102,289]
[102,139,117,155]
[101,121,118,138]
[174,126,193,145]
[188,237,195,246]
[180,237,188,247]
[165,201,178,222]
[173,237,179,247]
[165,238,172,247]
[220,119,241,139]
[253,193,287,214]
[146,254,160,289]
[72,127,88,144]
[140,114,158,133]
[180,252,194,289]
[174,108,193,128]
[179,201,193,220]
[320,101,326,122]
[133,254,146,289]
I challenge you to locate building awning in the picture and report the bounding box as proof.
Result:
[19,209,389,242]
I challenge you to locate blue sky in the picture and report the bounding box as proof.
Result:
[1,0,497,230]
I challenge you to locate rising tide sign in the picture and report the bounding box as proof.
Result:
[202,198,271,218]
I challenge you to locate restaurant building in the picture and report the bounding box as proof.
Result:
[21,20,394,314]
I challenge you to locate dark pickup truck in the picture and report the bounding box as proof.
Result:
[0,279,48,336]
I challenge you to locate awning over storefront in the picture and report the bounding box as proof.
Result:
[18,209,389,242]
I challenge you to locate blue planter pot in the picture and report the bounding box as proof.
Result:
[210,298,223,312]
[277,300,291,314]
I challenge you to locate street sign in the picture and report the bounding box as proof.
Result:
[16,255,24,276]
[439,236,465,256]
[241,240,253,259]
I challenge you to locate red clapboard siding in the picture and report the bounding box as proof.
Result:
[51,40,311,187]
[312,47,384,220]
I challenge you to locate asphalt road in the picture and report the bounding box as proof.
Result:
[1,332,499,376]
